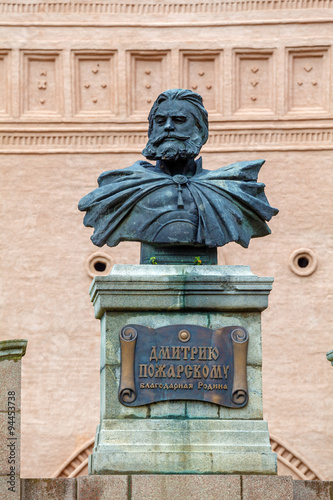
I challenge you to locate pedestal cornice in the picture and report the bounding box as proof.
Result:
[0,339,28,362]
[90,265,274,318]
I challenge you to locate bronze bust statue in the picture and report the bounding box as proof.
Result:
[79,89,278,264]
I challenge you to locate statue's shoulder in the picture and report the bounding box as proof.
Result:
[196,159,266,181]
[97,161,154,186]
[126,160,154,171]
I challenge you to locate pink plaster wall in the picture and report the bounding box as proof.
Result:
[0,0,332,480]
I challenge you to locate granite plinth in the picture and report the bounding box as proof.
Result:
[89,265,276,475]
[89,419,276,475]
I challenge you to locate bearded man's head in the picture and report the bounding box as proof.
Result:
[142,89,209,161]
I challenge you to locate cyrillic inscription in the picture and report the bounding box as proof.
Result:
[119,324,249,408]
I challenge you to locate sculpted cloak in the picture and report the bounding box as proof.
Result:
[78,158,278,248]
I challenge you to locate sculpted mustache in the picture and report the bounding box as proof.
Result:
[152,133,191,146]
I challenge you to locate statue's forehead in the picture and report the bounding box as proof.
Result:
[155,99,190,116]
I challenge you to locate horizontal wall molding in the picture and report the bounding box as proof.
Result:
[0,0,332,20]
[1,125,332,153]
[1,19,332,28]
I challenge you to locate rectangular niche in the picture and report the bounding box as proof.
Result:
[73,51,116,117]
[180,51,222,116]
[287,47,330,114]
[128,51,170,117]
[21,51,63,117]
[0,51,10,116]
[233,50,275,115]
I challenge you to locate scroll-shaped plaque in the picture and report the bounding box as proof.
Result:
[231,328,249,406]
[119,324,249,408]
[119,326,138,404]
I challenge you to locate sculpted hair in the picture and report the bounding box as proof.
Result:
[147,89,209,146]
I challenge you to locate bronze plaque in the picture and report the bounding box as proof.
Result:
[119,324,249,408]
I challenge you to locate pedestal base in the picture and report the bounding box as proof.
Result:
[89,419,277,475]
[89,265,277,476]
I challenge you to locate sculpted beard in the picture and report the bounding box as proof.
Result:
[142,132,201,161]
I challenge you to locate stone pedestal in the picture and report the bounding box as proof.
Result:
[88,265,277,475]
[0,339,27,499]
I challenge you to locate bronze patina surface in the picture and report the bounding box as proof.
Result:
[79,89,278,257]
[140,243,217,265]
[119,324,249,408]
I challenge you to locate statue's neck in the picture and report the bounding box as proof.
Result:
[159,158,196,177]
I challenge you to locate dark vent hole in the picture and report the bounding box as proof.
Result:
[94,261,107,272]
[297,257,309,268]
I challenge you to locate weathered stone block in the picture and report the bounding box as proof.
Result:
[0,411,20,475]
[208,312,262,366]
[0,360,21,412]
[0,340,27,499]
[219,365,263,420]
[242,475,293,500]
[89,419,276,475]
[293,480,333,500]
[102,365,147,419]
[90,265,274,319]
[150,400,186,418]
[186,400,219,418]
[131,474,241,500]
[77,475,128,500]
[0,474,20,500]
[21,478,77,500]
